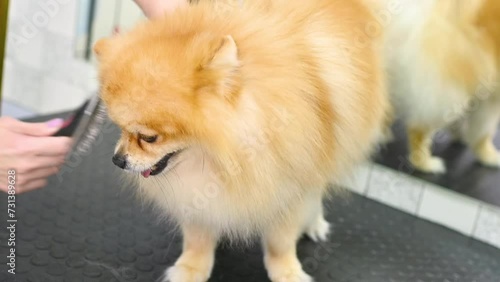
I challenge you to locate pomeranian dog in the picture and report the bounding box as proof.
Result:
[94,0,388,281]
[379,0,500,173]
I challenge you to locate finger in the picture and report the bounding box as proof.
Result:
[24,136,73,156]
[14,155,66,174]
[19,166,59,192]
[16,167,59,187]
[34,155,66,169]
[9,118,65,137]
[0,185,10,193]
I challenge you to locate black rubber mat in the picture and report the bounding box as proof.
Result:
[376,121,500,207]
[1,115,500,282]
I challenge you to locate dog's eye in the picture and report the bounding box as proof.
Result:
[140,134,158,143]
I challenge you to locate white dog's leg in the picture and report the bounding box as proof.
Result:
[263,199,318,282]
[304,196,330,243]
[408,127,446,174]
[163,224,217,282]
[462,96,500,167]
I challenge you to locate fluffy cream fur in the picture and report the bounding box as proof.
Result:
[377,0,500,173]
[95,0,389,281]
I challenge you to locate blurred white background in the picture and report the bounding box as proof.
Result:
[1,0,146,118]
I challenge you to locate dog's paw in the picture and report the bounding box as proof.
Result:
[305,217,330,243]
[426,157,447,174]
[161,265,209,282]
[265,254,314,282]
[412,156,446,174]
[271,270,314,282]
[473,138,500,169]
[478,152,500,168]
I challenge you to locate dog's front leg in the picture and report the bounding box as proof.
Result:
[164,224,217,282]
[263,219,313,282]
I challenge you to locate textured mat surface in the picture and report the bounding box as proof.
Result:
[376,121,500,207]
[1,116,500,282]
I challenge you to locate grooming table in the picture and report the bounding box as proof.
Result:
[1,114,499,282]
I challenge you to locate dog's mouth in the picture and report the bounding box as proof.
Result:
[141,150,181,178]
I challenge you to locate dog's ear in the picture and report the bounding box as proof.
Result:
[208,35,239,69]
[199,35,241,99]
[93,38,112,60]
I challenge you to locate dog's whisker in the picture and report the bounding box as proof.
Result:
[154,176,170,206]
[171,168,183,189]
[164,176,176,205]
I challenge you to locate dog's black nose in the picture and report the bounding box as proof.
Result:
[112,154,127,169]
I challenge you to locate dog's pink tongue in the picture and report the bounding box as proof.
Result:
[141,169,152,178]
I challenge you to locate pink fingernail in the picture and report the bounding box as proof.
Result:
[46,118,64,128]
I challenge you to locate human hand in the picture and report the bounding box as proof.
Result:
[134,0,188,18]
[0,117,72,194]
